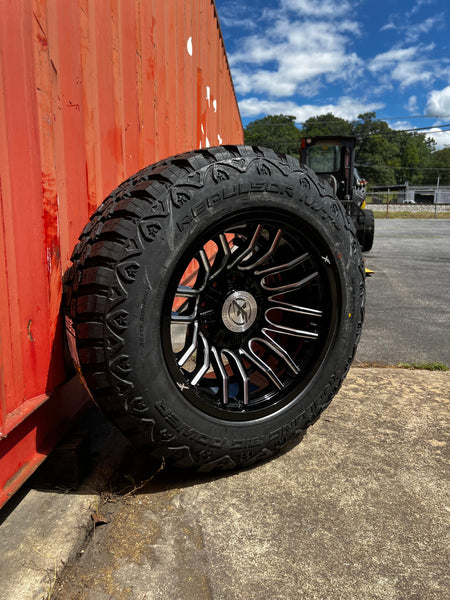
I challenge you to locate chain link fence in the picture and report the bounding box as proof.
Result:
[367,188,450,217]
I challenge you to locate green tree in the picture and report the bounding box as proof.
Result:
[353,113,399,184]
[396,132,434,185]
[300,113,353,137]
[244,115,301,157]
[430,147,450,186]
[245,111,446,187]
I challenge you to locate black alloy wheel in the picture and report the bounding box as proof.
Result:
[163,214,339,421]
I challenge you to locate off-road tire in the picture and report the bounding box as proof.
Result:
[64,146,365,471]
[360,208,375,252]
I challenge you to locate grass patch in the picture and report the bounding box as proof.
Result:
[371,211,450,219]
[396,362,449,371]
[355,361,449,371]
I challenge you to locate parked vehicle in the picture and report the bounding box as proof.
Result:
[301,136,375,251]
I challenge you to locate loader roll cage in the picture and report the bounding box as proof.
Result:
[300,136,374,252]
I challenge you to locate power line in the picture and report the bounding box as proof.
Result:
[377,114,450,121]
[355,164,450,171]
[250,132,450,147]
[368,124,450,134]
[246,125,450,134]
[245,115,450,128]
[247,124,450,145]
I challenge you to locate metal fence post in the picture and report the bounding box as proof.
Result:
[434,176,439,219]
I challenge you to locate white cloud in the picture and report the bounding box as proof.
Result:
[238,96,384,123]
[409,0,435,17]
[380,12,443,43]
[380,19,396,33]
[407,96,419,113]
[369,44,438,89]
[238,98,302,118]
[404,15,444,42]
[391,61,435,88]
[280,0,354,17]
[426,127,450,150]
[219,0,450,130]
[228,35,279,66]
[426,87,450,117]
[370,46,426,69]
[229,19,363,98]
[391,121,413,131]
[220,16,257,30]
[217,1,259,30]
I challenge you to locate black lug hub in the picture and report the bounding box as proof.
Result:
[199,270,264,351]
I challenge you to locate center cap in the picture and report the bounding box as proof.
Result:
[222,290,258,333]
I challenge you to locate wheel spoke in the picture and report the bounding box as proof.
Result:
[172,294,200,323]
[191,332,211,385]
[260,332,300,374]
[238,228,283,271]
[228,224,263,270]
[222,349,249,404]
[240,341,283,390]
[267,296,323,317]
[210,234,231,280]
[177,321,199,367]
[261,271,318,294]
[263,324,318,341]
[264,307,320,340]
[255,252,310,277]
[197,249,211,290]
[176,285,200,298]
[211,346,229,404]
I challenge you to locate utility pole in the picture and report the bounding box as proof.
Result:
[434,175,440,219]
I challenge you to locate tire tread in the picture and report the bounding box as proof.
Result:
[64,145,365,470]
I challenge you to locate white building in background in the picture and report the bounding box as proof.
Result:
[370,184,450,204]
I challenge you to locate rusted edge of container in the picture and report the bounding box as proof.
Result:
[0,376,91,509]
[211,0,242,128]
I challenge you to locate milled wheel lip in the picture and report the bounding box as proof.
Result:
[161,208,341,422]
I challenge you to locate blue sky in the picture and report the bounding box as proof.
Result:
[215,0,450,149]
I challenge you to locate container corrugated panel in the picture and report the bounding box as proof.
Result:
[0,0,243,508]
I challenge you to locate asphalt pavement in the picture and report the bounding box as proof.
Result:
[0,219,449,600]
[356,219,450,366]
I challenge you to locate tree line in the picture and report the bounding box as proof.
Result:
[243,113,450,186]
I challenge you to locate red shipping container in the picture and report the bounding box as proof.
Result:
[0,0,243,508]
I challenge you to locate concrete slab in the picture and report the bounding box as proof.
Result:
[1,367,449,600]
[0,415,130,600]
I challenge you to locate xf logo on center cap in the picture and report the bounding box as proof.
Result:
[222,291,258,333]
[229,298,249,325]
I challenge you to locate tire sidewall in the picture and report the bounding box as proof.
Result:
[102,155,362,466]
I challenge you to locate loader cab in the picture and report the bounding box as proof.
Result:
[300,136,356,202]
[300,135,374,252]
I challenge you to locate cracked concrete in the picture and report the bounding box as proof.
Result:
[6,366,442,600]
